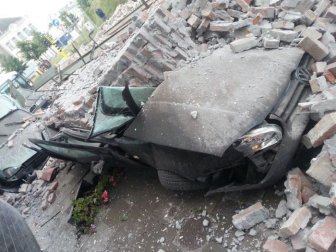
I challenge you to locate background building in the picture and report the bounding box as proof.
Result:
[0,17,37,59]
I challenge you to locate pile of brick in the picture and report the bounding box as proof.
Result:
[226,0,336,247]
[44,3,199,129]
[170,0,336,56]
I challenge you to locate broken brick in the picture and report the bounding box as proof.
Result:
[299,35,329,61]
[309,75,329,93]
[40,167,57,182]
[279,206,311,238]
[311,61,327,76]
[325,6,336,19]
[284,173,302,210]
[187,14,201,28]
[324,70,336,84]
[263,240,289,252]
[308,216,336,252]
[270,29,298,42]
[232,202,269,230]
[306,152,336,187]
[229,36,258,53]
[235,0,250,12]
[326,62,336,76]
[303,112,336,148]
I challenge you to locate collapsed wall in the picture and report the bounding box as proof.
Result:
[44,3,200,129]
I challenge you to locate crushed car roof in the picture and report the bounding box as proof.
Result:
[125,46,304,156]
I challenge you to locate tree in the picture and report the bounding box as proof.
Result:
[16,32,50,61]
[59,11,79,30]
[77,0,90,9]
[0,55,27,73]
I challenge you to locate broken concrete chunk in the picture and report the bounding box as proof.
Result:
[251,7,275,19]
[235,0,250,12]
[303,112,336,148]
[279,207,311,238]
[263,37,280,49]
[307,216,336,252]
[263,239,289,252]
[47,192,56,204]
[299,35,329,61]
[325,6,336,20]
[270,29,298,42]
[311,62,327,76]
[275,200,288,219]
[285,174,302,211]
[309,76,329,94]
[229,36,258,53]
[190,110,198,119]
[306,152,336,187]
[18,183,30,194]
[307,194,332,215]
[272,21,294,30]
[291,230,308,252]
[232,202,269,230]
[313,0,331,17]
[48,181,59,192]
[301,27,322,40]
[41,198,48,210]
[209,21,232,32]
[304,10,317,26]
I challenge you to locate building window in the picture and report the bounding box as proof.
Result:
[28,24,35,31]
[17,32,26,40]
[11,37,18,47]
[23,27,32,36]
[6,42,15,50]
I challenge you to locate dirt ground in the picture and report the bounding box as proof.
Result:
[25,163,284,252]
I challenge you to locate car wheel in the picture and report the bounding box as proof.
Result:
[157,170,209,191]
[0,200,40,252]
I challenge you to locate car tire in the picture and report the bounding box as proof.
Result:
[0,200,40,252]
[157,170,209,191]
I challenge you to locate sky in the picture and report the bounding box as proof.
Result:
[0,0,72,31]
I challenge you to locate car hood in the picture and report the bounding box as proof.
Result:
[125,46,304,157]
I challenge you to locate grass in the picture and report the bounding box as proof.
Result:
[72,167,124,234]
[84,0,127,27]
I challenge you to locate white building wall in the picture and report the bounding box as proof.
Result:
[0,18,37,59]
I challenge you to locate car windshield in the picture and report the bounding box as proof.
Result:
[0,95,18,119]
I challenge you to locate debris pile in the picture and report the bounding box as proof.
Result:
[1,158,72,214]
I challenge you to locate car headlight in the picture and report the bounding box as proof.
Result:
[233,124,282,156]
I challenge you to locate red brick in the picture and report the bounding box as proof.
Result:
[279,207,312,238]
[284,174,302,210]
[326,62,336,76]
[308,216,336,252]
[324,70,336,84]
[306,152,336,187]
[263,240,289,252]
[303,112,336,148]
[40,167,57,182]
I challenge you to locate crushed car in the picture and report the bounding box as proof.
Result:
[30,46,312,195]
[0,94,52,191]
